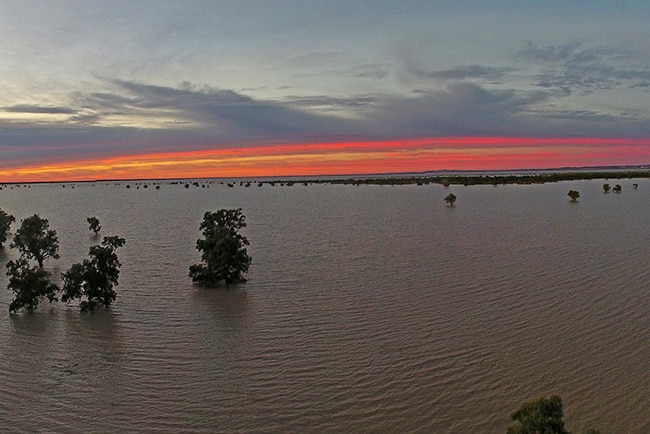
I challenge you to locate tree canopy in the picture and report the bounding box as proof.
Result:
[10,214,60,268]
[0,208,15,247]
[508,395,601,434]
[6,258,58,312]
[507,395,569,434]
[189,208,252,287]
[567,190,580,202]
[87,216,102,234]
[444,193,457,206]
[61,236,126,312]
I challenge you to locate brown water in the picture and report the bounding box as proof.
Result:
[1,179,649,433]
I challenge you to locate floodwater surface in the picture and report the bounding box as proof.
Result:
[1,179,649,433]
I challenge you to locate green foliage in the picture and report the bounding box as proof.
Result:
[567,190,580,202]
[0,208,16,247]
[61,236,126,312]
[189,208,252,287]
[444,193,457,206]
[10,214,60,268]
[507,395,569,434]
[6,258,59,312]
[87,216,102,234]
[507,396,603,434]
[602,183,610,193]
[612,184,622,193]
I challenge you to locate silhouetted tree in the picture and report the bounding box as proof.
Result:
[567,190,580,202]
[444,193,457,206]
[87,216,101,234]
[189,208,252,287]
[61,236,126,312]
[612,184,622,193]
[11,215,59,268]
[633,183,638,189]
[0,208,15,247]
[6,258,58,312]
[602,183,610,193]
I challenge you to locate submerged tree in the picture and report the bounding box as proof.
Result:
[0,208,16,247]
[444,193,457,206]
[508,395,601,434]
[61,235,126,312]
[612,184,622,193]
[567,190,580,202]
[507,395,569,434]
[10,214,59,268]
[87,216,102,235]
[602,183,610,193]
[6,258,59,312]
[189,208,252,287]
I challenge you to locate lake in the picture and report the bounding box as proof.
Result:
[1,179,649,433]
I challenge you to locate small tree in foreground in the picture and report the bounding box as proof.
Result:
[444,193,457,206]
[6,258,58,312]
[508,395,602,434]
[507,395,569,434]
[87,216,101,234]
[61,235,126,312]
[567,190,580,202]
[11,214,59,268]
[612,184,622,193]
[0,208,16,247]
[602,183,610,193]
[189,208,251,287]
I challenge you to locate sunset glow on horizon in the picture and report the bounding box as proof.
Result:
[4,3,650,184]
[2,136,650,183]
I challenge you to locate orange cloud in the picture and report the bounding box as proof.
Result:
[1,137,650,183]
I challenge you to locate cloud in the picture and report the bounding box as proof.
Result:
[54,79,364,140]
[350,64,390,80]
[4,62,650,174]
[515,41,650,95]
[282,95,377,111]
[422,65,518,81]
[3,104,77,114]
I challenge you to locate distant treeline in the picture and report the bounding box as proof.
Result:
[2,170,649,190]
[263,170,650,187]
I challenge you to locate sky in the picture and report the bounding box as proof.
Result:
[2,0,650,182]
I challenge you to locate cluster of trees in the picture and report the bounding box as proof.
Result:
[570,181,640,201]
[508,395,601,434]
[602,183,622,193]
[0,210,126,313]
[2,206,253,312]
